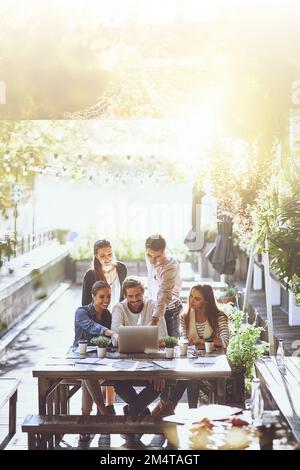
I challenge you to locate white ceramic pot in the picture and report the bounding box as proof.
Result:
[165,347,174,359]
[97,347,107,358]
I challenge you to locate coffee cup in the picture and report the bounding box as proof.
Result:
[179,343,188,356]
[79,340,87,355]
[204,341,214,353]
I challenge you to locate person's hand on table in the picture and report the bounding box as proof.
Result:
[150,379,165,392]
[150,316,159,326]
[194,339,205,348]
[111,333,119,346]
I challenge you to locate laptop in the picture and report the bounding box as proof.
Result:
[118,326,159,353]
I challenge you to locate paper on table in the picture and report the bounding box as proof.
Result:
[194,357,217,364]
[152,360,178,369]
[74,358,112,365]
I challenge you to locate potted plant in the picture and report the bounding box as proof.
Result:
[218,286,239,304]
[226,309,269,404]
[90,336,111,358]
[255,167,300,326]
[163,336,178,359]
[53,228,70,245]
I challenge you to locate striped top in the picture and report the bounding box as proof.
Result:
[180,314,230,349]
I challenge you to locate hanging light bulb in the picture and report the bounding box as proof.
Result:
[4,152,10,160]
[126,155,131,164]
[77,154,83,165]
[5,165,11,173]
[88,176,93,186]
[29,155,35,165]
[55,172,59,181]
[22,166,28,176]
[53,153,58,160]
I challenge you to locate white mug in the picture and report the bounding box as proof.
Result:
[204,341,214,353]
[79,340,87,355]
[179,343,188,356]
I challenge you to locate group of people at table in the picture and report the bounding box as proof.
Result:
[72,234,230,443]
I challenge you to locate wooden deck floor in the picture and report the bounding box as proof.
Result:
[246,289,300,356]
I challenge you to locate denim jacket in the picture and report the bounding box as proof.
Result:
[73,302,111,348]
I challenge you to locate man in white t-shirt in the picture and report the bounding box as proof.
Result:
[111,277,166,424]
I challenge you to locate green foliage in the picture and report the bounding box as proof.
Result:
[114,239,145,262]
[90,336,111,348]
[227,310,269,385]
[0,319,8,333]
[255,164,300,294]
[203,224,217,243]
[70,233,95,261]
[224,286,239,297]
[163,336,178,348]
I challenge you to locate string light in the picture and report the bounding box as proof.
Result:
[88,176,93,186]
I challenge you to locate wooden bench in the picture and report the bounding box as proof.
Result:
[0,377,20,449]
[255,356,300,444]
[22,414,179,449]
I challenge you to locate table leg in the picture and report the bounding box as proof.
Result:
[38,378,51,414]
[216,378,226,404]
[9,390,17,435]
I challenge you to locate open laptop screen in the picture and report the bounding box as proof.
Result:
[118,326,159,353]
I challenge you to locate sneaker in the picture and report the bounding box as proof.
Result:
[151,400,165,417]
[105,405,116,415]
[152,400,176,419]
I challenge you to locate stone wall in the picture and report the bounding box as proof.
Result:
[0,246,68,333]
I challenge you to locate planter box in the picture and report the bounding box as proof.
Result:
[288,291,300,326]
[253,263,263,290]
[270,277,281,306]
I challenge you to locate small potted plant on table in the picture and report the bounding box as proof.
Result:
[163,336,178,358]
[91,336,111,358]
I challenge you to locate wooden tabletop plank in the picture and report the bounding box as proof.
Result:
[255,359,300,442]
[266,357,300,387]
[32,355,231,380]
[284,357,300,384]
[289,357,300,374]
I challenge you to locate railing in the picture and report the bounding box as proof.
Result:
[0,231,54,266]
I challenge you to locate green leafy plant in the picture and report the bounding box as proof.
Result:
[224,286,239,297]
[255,166,300,298]
[227,310,269,389]
[163,336,178,348]
[90,336,111,348]
[114,238,145,262]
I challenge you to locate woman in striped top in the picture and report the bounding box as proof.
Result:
[180,284,229,350]
[152,284,229,419]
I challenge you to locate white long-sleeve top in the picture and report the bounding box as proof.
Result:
[111,298,167,340]
[146,255,181,319]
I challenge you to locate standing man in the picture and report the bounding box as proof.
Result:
[145,234,182,337]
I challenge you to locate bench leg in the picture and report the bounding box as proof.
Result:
[9,390,17,435]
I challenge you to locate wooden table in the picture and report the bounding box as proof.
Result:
[0,377,20,449]
[255,356,300,443]
[32,355,231,415]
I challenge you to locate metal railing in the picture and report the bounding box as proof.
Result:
[0,230,54,266]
